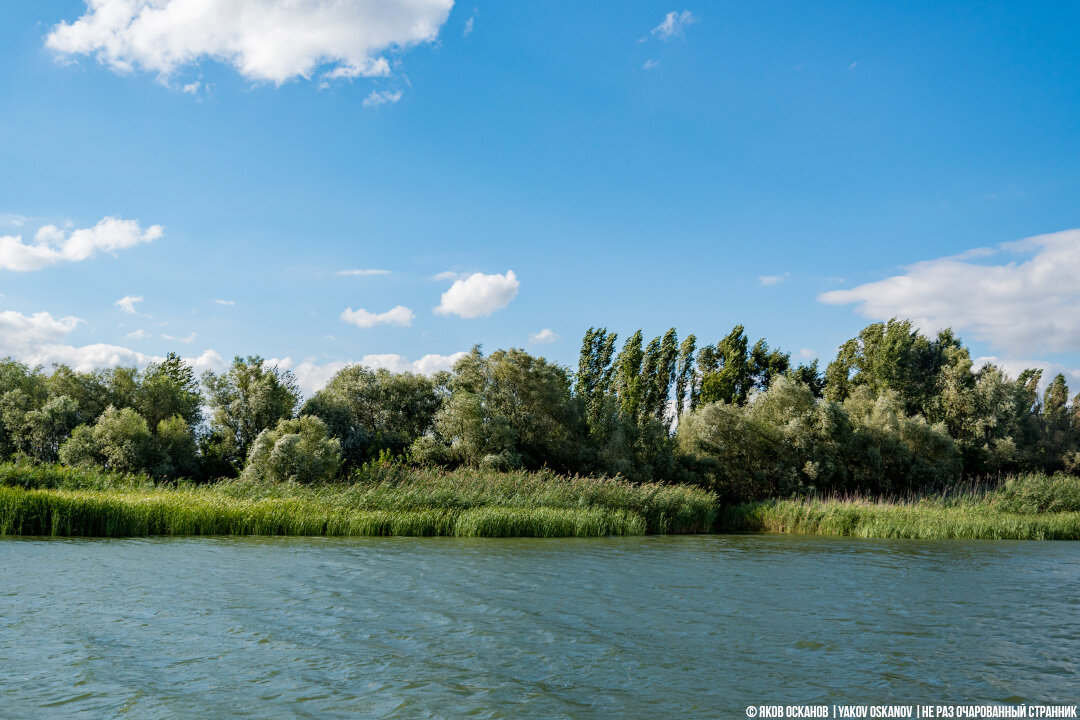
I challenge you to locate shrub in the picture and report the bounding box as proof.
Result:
[242,415,342,484]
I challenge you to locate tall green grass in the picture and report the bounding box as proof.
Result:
[3,463,1079,540]
[721,473,1080,540]
[0,463,712,538]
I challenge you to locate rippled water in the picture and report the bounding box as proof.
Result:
[1,535,1078,718]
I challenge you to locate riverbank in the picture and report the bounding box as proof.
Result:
[0,464,716,538]
[721,498,1080,540]
[2,463,1080,539]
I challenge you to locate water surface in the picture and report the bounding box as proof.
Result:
[1,535,1078,718]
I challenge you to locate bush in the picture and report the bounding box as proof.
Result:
[242,415,342,484]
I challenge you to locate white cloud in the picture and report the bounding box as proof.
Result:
[0,307,224,375]
[213,299,235,306]
[340,305,415,328]
[181,80,200,94]
[335,268,391,277]
[190,349,225,373]
[759,272,790,286]
[799,348,816,360]
[115,295,144,314]
[973,356,1080,390]
[0,214,28,227]
[161,332,197,344]
[529,328,558,345]
[0,216,162,271]
[125,329,151,339]
[363,89,403,107]
[642,58,660,70]
[0,310,82,355]
[820,228,1080,356]
[463,16,474,37]
[431,270,462,281]
[435,270,519,319]
[46,0,454,85]
[273,351,466,395]
[651,10,696,41]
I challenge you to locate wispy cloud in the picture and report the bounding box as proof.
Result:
[463,16,474,37]
[642,58,660,70]
[363,89,403,107]
[529,328,558,345]
[335,268,391,277]
[213,299,235,306]
[161,332,197,344]
[114,295,144,314]
[651,10,696,41]
[759,273,790,286]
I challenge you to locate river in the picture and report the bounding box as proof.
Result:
[1,535,1078,718]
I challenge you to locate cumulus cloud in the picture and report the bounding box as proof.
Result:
[0,310,82,355]
[819,228,1080,356]
[0,307,230,375]
[651,10,696,41]
[0,308,156,370]
[759,273,790,286]
[115,295,144,314]
[335,268,390,277]
[0,216,162,271]
[190,349,226,373]
[529,328,558,345]
[46,0,454,85]
[273,351,466,395]
[363,89,403,107]
[435,270,519,319]
[340,305,415,328]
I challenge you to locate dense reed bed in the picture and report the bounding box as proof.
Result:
[720,473,1080,540]
[3,463,1080,540]
[0,463,713,538]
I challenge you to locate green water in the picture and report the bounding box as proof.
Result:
[1,535,1078,718]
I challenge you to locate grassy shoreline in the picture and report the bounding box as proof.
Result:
[2,464,1080,540]
[720,499,1080,540]
[0,465,715,538]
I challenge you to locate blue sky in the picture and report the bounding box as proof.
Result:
[2,1,1079,393]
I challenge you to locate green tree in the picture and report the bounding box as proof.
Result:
[614,331,644,421]
[203,356,300,468]
[674,333,697,422]
[137,353,202,430]
[576,327,617,431]
[302,366,442,466]
[414,348,584,472]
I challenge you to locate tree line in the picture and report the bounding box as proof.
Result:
[0,318,1077,500]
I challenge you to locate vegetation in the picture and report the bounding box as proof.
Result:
[0,462,714,537]
[721,473,1080,539]
[0,317,1078,538]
